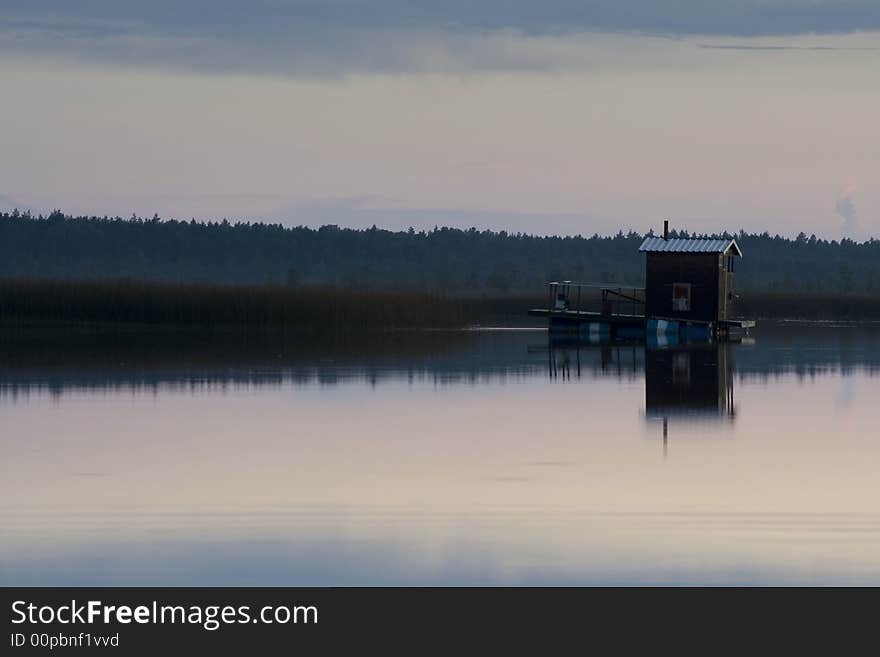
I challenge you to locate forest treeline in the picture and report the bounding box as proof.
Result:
[2,210,879,295]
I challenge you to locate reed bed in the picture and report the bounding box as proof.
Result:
[2,278,879,329]
[0,278,470,330]
[736,291,880,321]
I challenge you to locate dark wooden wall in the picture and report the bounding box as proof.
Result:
[718,256,735,320]
[644,253,721,322]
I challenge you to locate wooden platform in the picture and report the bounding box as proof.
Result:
[528,308,755,339]
[527,309,644,325]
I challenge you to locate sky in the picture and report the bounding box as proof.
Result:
[0,1,878,239]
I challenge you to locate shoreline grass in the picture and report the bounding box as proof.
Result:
[1,278,880,329]
[0,278,471,331]
[736,290,880,322]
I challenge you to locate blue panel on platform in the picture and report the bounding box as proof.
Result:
[683,323,712,341]
[647,331,679,348]
[647,319,679,334]
[646,318,714,347]
[578,322,610,343]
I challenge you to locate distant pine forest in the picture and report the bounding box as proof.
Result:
[2,210,879,295]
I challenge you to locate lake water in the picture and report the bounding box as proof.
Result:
[2,324,879,585]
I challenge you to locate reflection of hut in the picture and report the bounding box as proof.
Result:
[644,343,735,420]
[639,224,743,326]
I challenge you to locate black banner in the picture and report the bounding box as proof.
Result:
[1,587,875,653]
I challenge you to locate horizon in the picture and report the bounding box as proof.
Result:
[1,2,878,241]
[3,207,878,245]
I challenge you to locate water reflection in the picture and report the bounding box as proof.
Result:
[2,325,880,585]
[546,336,737,459]
[644,343,735,420]
[1,324,879,396]
[547,335,736,415]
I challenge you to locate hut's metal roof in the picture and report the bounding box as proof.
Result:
[638,237,742,256]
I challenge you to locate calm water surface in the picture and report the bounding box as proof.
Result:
[2,324,879,585]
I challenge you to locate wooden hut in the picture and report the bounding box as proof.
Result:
[639,224,742,325]
[529,222,753,338]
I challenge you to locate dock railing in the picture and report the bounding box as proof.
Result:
[547,281,645,318]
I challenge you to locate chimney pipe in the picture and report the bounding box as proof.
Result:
[663,220,669,240]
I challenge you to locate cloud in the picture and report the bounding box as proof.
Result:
[1,1,880,75]
[3,1,880,37]
[835,184,859,237]
[698,44,879,51]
